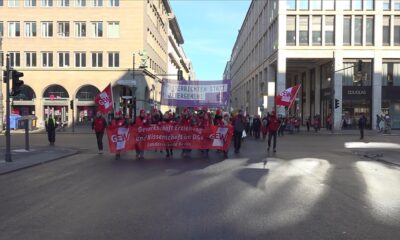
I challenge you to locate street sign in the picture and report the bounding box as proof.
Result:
[117,79,137,87]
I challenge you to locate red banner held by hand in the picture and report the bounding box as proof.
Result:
[95,83,113,114]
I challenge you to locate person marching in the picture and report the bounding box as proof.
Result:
[134,109,149,160]
[45,115,58,146]
[92,111,107,154]
[261,114,269,140]
[253,115,261,139]
[197,107,211,157]
[267,110,280,153]
[221,112,232,158]
[180,108,193,158]
[163,111,174,159]
[110,111,128,160]
[232,110,246,154]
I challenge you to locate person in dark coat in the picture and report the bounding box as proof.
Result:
[252,115,262,139]
[45,115,58,146]
[358,113,367,140]
[92,111,107,154]
[267,111,280,152]
[232,110,246,154]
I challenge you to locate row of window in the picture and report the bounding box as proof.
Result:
[0,51,120,68]
[0,21,119,38]
[0,0,119,7]
[287,0,397,11]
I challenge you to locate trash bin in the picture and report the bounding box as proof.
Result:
[10,114,21,130]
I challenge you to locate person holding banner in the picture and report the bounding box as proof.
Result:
[134,109,149,160]
[180,108,193,158]
[221,112,232,158]
[110,111,129,160]
[92,111,107,154]
[197,107,212,157]
[163,111,174,159]
[232,110,246,154]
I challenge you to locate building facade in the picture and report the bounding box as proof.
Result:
[0,0,193,129]
[229,0,400,129]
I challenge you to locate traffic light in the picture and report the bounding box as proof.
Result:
[70,100,74,110]
[335,99,340,109]
[177,69,183,80]
[11,70,24,97]
[357,60,363,72]
[2,70,8,83]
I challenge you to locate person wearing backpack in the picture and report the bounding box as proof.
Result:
[92,111,108,154]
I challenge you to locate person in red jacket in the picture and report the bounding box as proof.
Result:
[134,109,149,160]
[267,111,280,153]
[92,111,108,154]
[110,111,129,160]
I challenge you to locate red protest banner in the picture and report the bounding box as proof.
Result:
[106,123,233,153]
[106,127,136,153]
[95,83,114,114]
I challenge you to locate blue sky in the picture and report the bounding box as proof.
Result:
[170,0,251,80]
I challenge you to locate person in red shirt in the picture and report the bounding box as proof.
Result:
[197,108,211,157]
[180,108,192,157]
[267,111,280,153]
[163,111,174,158]
[92,111,107,154]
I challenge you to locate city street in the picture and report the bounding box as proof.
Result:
[0,131,399,239]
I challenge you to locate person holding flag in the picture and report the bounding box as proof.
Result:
[267,110,280,153]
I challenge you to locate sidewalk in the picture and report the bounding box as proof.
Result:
[0,147,79,175]
[359,149,400,166]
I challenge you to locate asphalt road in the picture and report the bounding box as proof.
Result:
[0,132,399,240]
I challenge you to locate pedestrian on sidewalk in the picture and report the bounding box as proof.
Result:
[45,115,58,146]
[306,116,311,132]
[92,111,107,154]
[267,111,280,153]
[358,113,367,140]
[232,110,246,154]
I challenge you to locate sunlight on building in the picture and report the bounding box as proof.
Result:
[355,161,400,226]
[345,142,400,149]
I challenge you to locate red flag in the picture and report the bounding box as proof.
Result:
[275,84,301,107]
[106,127,136,153]
[95,84,113,113]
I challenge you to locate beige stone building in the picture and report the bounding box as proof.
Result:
[0,0,193,129]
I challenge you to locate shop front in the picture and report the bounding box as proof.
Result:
[43,85,69,124]
[76,85,99,125]
[342,86,372,129]
[382,86,400,129]
[11,85,36,116]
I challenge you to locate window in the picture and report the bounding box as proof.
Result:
[58,52,70,67]
[323,0,334,10]
[76,0,86,7]
[9,0,20,7]
[108,52,119,67]
[365,0,374,10]
[395,16,400,45]
[25,22,37,37]
[343,61,372,86]
[353,0,362,10]
[310,0,321,10]
[383,16,390,45]
[109,0,119,7]
[312,16,322,45]
[75,52,86,67]
[366,16,374,45]
[25,52,37,67]
[354,16,363,45]
[91,52,102,67]
[41,0,53,7]
[41,22,53,37]
[383,0,391,10]
[107,22,119,38]
[382,62,400,86]
[93,0,102,6]
[286,16,296,45]
[58,21,70,37]
[60,0,69,6]
[287,0,296,10]
[9,52,21,67]
[0,0,3,6]
[75,22,86,37]
[325,16,335,45]
[25,0,36,7]
[299,16,309,45]
[92,22,103,37]
[299,0,309,10]
[343,0,351,10]
[343,16,351,45]
[0,22,3,37]
[0,52,3,67]
[395,0,400,10]
[8,22,21,37]
[42,52,53,67]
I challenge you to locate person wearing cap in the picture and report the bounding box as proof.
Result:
[92,111,107,154]
[134,109,149,160]
[110,111,128,160]
[267,110,280,153]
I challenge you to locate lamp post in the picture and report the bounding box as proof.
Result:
[0,33,4,133]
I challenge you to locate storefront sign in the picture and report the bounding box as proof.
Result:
[321,88,332,99]
[342,86,372,100]
[382,86,400,100]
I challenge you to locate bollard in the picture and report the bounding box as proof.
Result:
[25,119,29,151]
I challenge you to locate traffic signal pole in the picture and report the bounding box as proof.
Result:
[5,54,11,162]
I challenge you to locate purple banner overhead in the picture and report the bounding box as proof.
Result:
[161,80,231,108]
